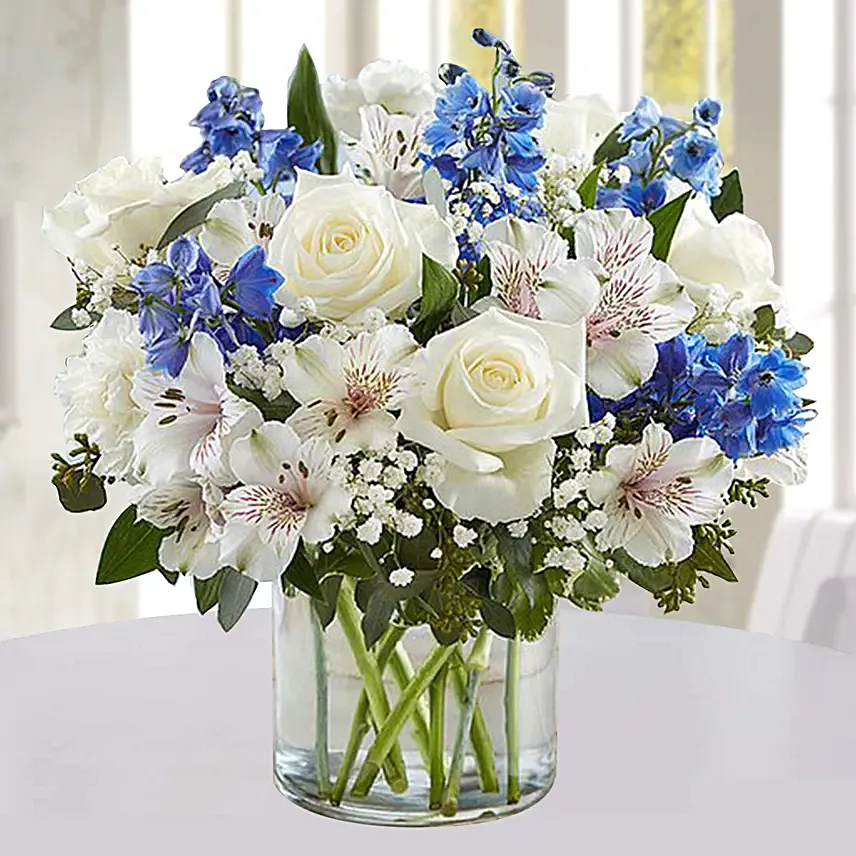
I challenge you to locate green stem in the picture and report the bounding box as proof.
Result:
[329,625,405,806]
[336,578,408,794]
[441,667,482,816]
[312,607,331,799]
[428,663,448,809]
[450,653,499,793]
[388,644,432,771]
[351,643,456,798]
[505,636,521,805]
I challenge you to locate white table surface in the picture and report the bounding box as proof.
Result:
[3,607,856,855]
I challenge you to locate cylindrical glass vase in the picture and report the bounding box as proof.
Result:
[272,581,558,826]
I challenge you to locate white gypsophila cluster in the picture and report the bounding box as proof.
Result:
[506,520,529,538]
[537,153,592,228]
[545,514,585,542]
[544,545,586,574]
[452,524,477,548]
[388,566,415,587]
[418,452,445,489]
[69,256,141,323]
[230,150,264,183]
[228,341,293,401]
[280,296,318,329]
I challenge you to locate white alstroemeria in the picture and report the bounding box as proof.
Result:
[481,217,599,324]
[737,442,808,487]
[55,309,145,480]
[132,333,262,485]
[588,423,734,566]
[575,209,694,399]
[668,196,786,344]
[323,60,437,138]
[136,479,222,579]
[283,324,419,452]
[219,423,352,582]
[343,105,432,201]
[199,194,286,268]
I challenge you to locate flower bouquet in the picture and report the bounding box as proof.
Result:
[45,27,814,826]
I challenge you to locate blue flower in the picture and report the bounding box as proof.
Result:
[737,348,806,419]
[669,129,723,195]
[225,246,284,317]
[472,27,512,53]
[146,326,193,378]
[258,128,322,190]
[659,116,690,138]
[709,401,757,458]
[619,96,662,142]
[438,62,468,85]
[597,177,666,216]
[693,97,723,127]
[614,137,655,176]
[207,121,256,159]
[756,411,812,456]
[498,82,546,132]
[133,262,176,298]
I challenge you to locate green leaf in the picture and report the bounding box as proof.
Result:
[313,575,343,629]
[479,599,516,639]
[710,169,743,222]
[495,572,555,641]
[412,255,460,344]
[96,505,170,585]
[50,306,96,331]
[361,596,396,648]
[577,165,601,209]
[194,570,226,615]
[753,305,776,339]
[496,525,535,605]
[287,45,338,175]
[159,568,180,585]
[648,190,691,261]
[156,182,243,250]
[283,546,325,600]
[689,537,738,583]
[394,525,440,571]
[226,382,299,422]
[474,254,493,303]
[52,470,107,513]
[217,568,258,632]
[612,549,673,595]
[784,332,815,358]
[571,563,621,609]
[592,123,630,165]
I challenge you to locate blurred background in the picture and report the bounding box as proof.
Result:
[0,0,851,648]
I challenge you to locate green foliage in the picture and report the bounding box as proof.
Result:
[710,170,743,222]
[494,571,554,641]
[194,570,226,615]
[592,123,630,165]
[156,182,243,250]
[159,568,179,585]
[51,434,107,513]
[728,478,770,508]
[753,305,777,340]
[577,165,601,209]
[283,544,326,599]
[648,190,691,261]
[784,332,814,358]
[570,563,621,611]
[96,505,171,585]
[226,382,299,421]
[313,575,343,629]
[412,255,460,344]
[287,45,338,175]
[217,568,258,631]
[50,305,96,331]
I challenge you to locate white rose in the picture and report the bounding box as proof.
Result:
[668,196,785,343]
[268,167,457,323]
[43,156,233,272]
[539,94,619,160]
[54,309,145,480]
[323,60,437,137]
[397,308,587,523]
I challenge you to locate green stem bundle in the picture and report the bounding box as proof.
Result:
[311,608,331,799]
[428,662,448,809]
[505,636,522,805]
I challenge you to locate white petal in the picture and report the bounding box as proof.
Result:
[537,261,601,325]
[200,198,254,268]
[587,329,658,399]
[624,511,694,567]
[740,443,808,486]
[229,422,304,487]
[282,335,348,404]
[434,440,556,523]
[397,199,458,268]
[218,521,291,582]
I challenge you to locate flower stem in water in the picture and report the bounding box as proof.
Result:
[312,607,331,799]
[505,636,521,804]
[389,643,433,771]
[428,662,448,809]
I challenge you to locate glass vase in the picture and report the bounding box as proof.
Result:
[272,578,558,826]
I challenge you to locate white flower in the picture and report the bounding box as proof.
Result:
[570,448,592,470]
[480,217,599,325]
[344,105,431,201]
[323,60,437,138]
[592,415,615,445]
[70,308,92,328]
[546,515,585,542]
[397,308,588,523]
[507,520,529,538]
[544,545,586,574]
[55,309,145,480]
[737,442,808,487]
[575,209,694,399]
[356,516,384,545]
[583,509,608,531]
[43,156,233,272]
[388,566,415,587]
[200,194,286,268]
[395,511,424,538]
[553,477,582,508]
[136,479,222,579]
[132,333,262,486]
[219,423,352,581]
[453,525,478,548]
[282,324,419,452]
[395,449,419,472]
[358,459,384,483]
[587,423,734,566]
[575,426,596,447]
[539,94,619,161]
[382,465,407,490]
[268,167,457,323]
[668,196,786,344]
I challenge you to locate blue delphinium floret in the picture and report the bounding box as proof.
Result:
[619,96,662,142]
[132,236,285,377]
[693,97,723,128]
[669,129,723,195]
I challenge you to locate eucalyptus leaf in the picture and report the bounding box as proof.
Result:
[217,568,258,632]
[194,569,226,615]
[50,306,97,331]
[96,505,170,585]
[711,169,743,222]
[784,332,815,358]
[577,165,601,209]
[53,470,107,513]
[156,182,243,250]
[592,123,630,165]
[287,45,338,175]
[412,255,460,344]
[648,190,691,261]
[688,537,738,583]
[753,305,776,339]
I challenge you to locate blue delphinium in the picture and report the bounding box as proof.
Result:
[669,129,723,195]
[619,96,663,142]
[132,236,284,377]
[181,76,321,194]
[693,97,723,128]
[590,332,812,461]
[423,29,552,259]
